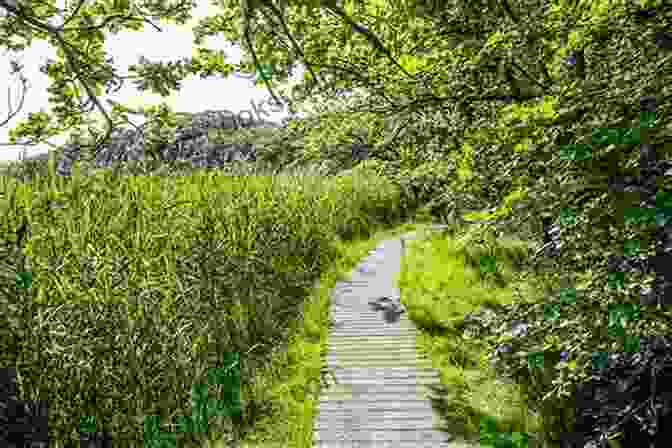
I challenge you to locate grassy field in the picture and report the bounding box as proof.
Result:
[0,158,423,447]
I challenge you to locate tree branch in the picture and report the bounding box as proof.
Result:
[258,0,323,90]
[0,57,29,129]
[320,1,413,79]
[0,0,115,157]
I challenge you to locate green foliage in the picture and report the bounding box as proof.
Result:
[394,159,456,218]
[7,110,61,144]
[2,0,671,445]
[398,225,545,443]
[189,48,236,79]
[0,164,406,445]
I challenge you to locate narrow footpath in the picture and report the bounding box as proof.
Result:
[313,227,480,448]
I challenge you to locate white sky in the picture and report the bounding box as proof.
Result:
[0,0,315,162]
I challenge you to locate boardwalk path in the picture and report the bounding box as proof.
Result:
[313,226,480,448]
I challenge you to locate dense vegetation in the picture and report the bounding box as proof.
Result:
[1,0,671,447]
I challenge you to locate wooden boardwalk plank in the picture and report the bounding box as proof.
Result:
[313,229,480,448]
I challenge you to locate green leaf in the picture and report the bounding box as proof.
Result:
[344,0,354,16]
[366,0,386,15]
[115,0,130,10]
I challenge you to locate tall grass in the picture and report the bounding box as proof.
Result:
[0,156,419,447]
[397,222,550,447]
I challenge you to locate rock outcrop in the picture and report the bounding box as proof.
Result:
[24,110,280,177]
[15,110,373,179]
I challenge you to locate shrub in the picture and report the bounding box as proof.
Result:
[569,335,672,447]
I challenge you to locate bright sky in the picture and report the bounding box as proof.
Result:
[0,0,314,162]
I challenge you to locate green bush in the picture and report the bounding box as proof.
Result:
[392,160,457,220]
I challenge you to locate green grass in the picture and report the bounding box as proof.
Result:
[0,156,423,447]
[204,220,422,448]
[396,223,550,447]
